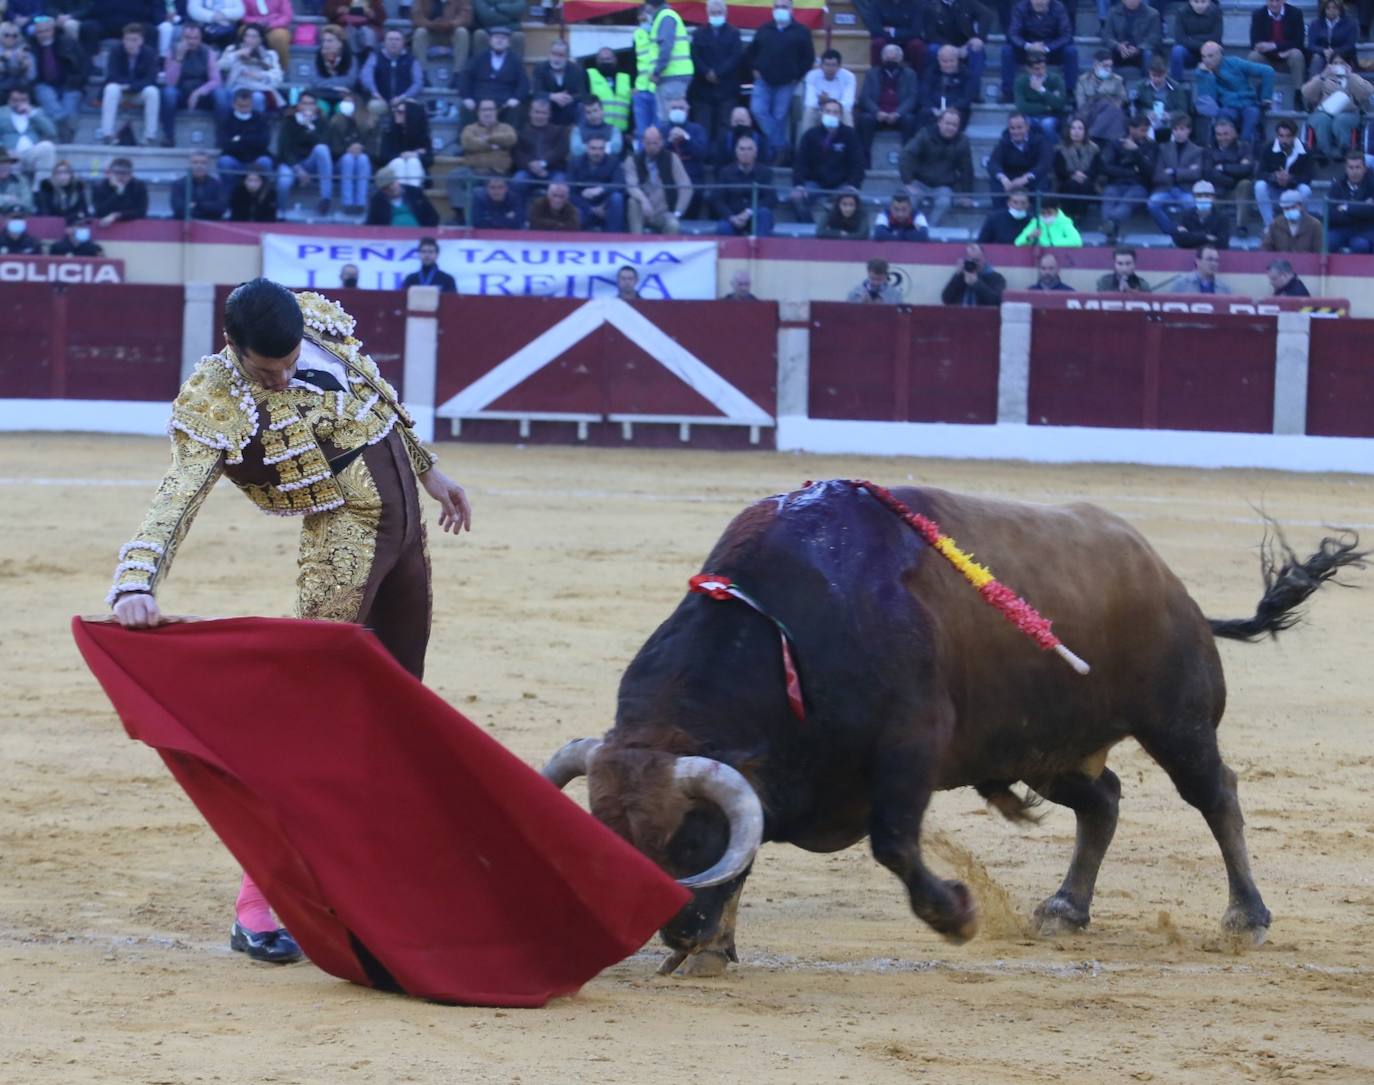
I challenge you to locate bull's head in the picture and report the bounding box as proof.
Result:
[542,737,764,975]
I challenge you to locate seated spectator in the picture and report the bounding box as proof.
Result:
[663,94,710,193]
[1169,179,1231,249]
[80,2,160,55]
[571,98,624,159]
[189,1,245,51]
[28,15,86,144]
[988,112,1050,205]
[1248,0,1305,103]
[470,174,525,229]
[688,0,744,143]
[458,26,528,126]
[324,0,385,57]
[363,28,423,120]
[856,0,926,71]
[940,243,1006,306]
[36,159,89,221]
[312,24,360,110]
[161,23,220,148]
[1102,0,1160,72]
[848,255,902,303]
[789,99,865,223]
[569,135,626,233]
[817,186,869,240]
[1194,41,1271,145]
[712,132,775,237]
[0,206,39,254]
[745,0,814,157]
[239,0,292,72]
[92,156,149,226]
[919,44,975,132]
[1262,189,1323,252]
[1301,62,1371,162]
[214,23,284,119]
[49,217,104,257]
[1014,55,1068,141]
[1015,195,1082,245]
[979,188,1032,243]
[856,44,918,169]
[872,190,929,241]
[329,93,376,215]
[218,87,275,178]
[1308,0,1358,76]
[229,168,277,221]
[588,47,632,139]
[1327,151,1374,253]
[1203,118,1254,237]
[401,236,458,291]
[513,97,570,196]
[723,269,758,300]
[100,23,161,145]
[277,91,334,215]
[1029,251,1073,290]
[1266,257,1310,296]
[712,105,774,167]
[0,22,35,101]
[529,181,581,231]
[379,98,433,187]
[0,150,32,212]
[0,89,57,181]
[365,168,439,226]
[1164,243,1231,293]
[1052,117,1100,225]
[1000,0,1078,105]
[171,150,229,220]
[625,125,692,234]
[1147,113,1203,235]
[899,108,972,226]
[802,49,857,134]
[1254,119,1313,229]
[532,39,587,128]
[1096,244,1151,291]
[1171,0,1221,80]
[922,0,987,88]
[460,98,517,174]
[1133,57,1189,143]
[412,0,472,69]
[1075,51,1128,142]
[1100,113,1157,242]
[616,265,640,301]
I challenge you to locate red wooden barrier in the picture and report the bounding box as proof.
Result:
[0,283,183,400]
[808,304,1000,424]
[211,285,408,397]
[1307,318,1374,439]
[1028,309,1276,432]
[433,297,778,449]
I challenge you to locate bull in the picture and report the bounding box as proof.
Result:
[543,480,1365,975]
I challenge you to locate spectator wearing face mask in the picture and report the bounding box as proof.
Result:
[329,93,377,215]
[857,44,918,168]
[978,189,1032,243]
[217,87,274,178]
[1014,196,1082,246]
[0,206,39,254]
[662,94,709,196]
[1300,60,1371,161]
[340,263,361,288]
[790,98,865,223]
[713,105,775,167]
[745,0,815,159]
[588,48,631,138]
[49,217,104,256]
[689,0,744,143]
[1261,189,1323,252]
[1169,180,1230,249]
[1075,50,1128,143]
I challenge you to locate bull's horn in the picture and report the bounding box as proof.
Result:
[541,738,603,788]
[673,757,765,889]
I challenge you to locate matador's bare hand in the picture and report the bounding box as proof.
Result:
[421,467,472,534]
[113,593,163,628]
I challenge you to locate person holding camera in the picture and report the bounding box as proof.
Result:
[847,256,902,303]
[940,242,1006,306]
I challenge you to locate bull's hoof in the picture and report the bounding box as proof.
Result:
[1033,894,1090,937]
[1221,903,1272,948]
[656,948,732,978]
[928,880,978,945]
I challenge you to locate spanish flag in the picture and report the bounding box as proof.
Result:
[563,0,827,30]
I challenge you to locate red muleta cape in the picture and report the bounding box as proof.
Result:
[71,616,689,1007]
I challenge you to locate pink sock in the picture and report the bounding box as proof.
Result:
[235,872,276,933]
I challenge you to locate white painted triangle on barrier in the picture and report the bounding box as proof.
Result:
[435,298,773,426]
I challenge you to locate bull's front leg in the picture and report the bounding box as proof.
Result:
[657,870,752,977]
[869,740,978,944]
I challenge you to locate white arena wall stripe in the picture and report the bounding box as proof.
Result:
[776,419,1374,476]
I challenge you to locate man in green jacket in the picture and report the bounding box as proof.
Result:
[1013,56,1068,141]
[1015,196,1083,245]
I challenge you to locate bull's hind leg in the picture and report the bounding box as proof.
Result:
[1033,768,1122,935]
[1136,725,1272,944]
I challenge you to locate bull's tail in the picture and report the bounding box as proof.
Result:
[1209,525,1367,643]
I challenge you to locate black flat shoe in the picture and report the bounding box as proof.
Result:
[230,921,304,963]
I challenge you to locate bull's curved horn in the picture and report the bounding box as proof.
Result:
[673,757,765,889]
[541,738,603,788]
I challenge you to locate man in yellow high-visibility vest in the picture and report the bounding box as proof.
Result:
[647,0,693,127]
[588,46,632,134]
[631,5,659,138]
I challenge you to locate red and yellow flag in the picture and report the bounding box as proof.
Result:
[563,0,826,30]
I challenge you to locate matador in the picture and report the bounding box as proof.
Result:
[106,278,472,964]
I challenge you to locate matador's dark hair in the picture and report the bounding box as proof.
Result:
[224,278,304,359]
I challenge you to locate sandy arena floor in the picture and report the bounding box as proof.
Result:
[1,433,1372,1084]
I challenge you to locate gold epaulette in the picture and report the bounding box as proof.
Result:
[168,355,259,465]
